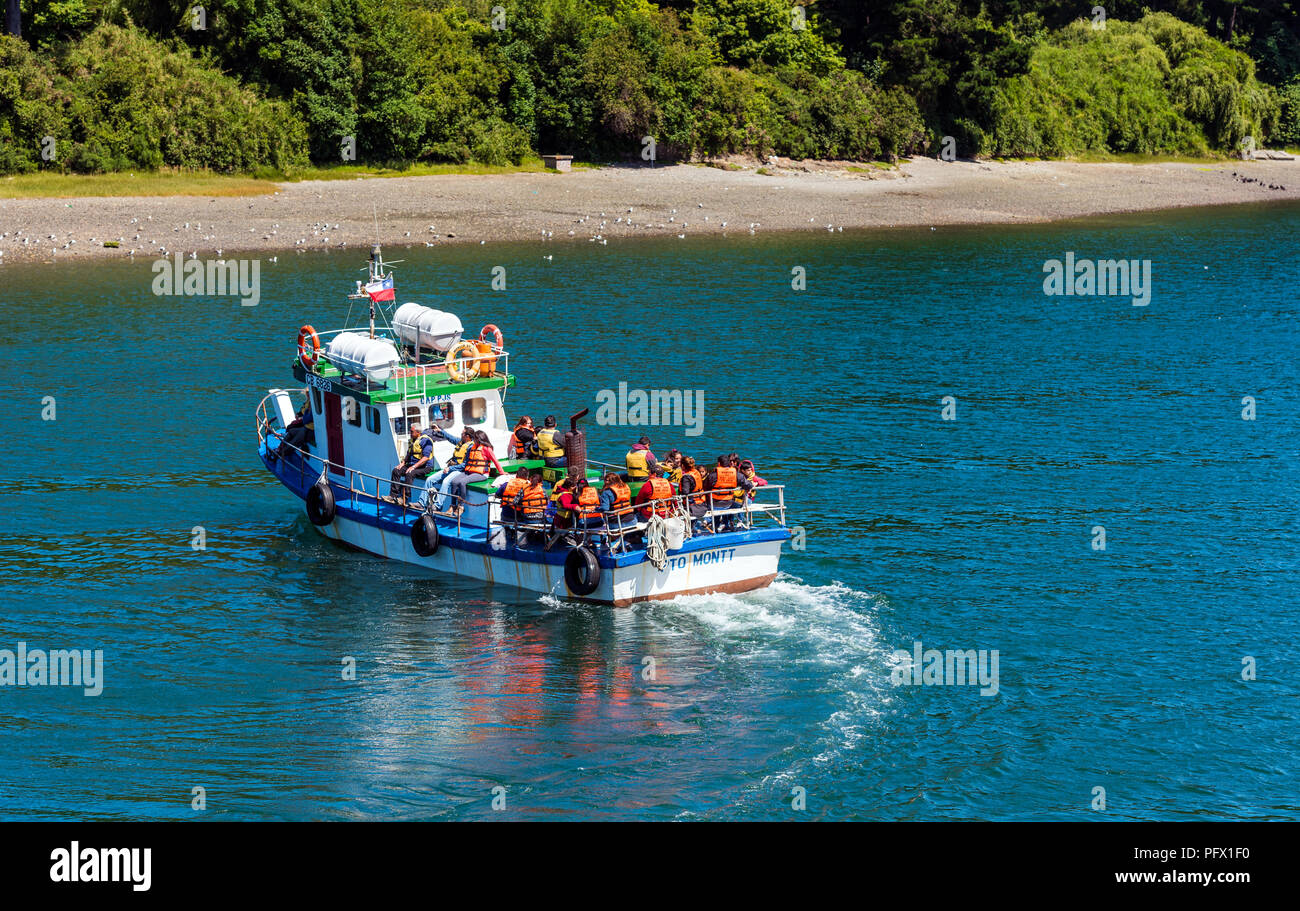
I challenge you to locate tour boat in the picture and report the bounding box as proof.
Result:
[254,246,791,605]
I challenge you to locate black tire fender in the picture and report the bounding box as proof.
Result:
[306,481,336,526]
[412,514,440,557]
[564,545,601,597]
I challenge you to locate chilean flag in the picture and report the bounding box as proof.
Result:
[364,275,395,302]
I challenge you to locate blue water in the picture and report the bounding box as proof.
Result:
[1,202,1297,820]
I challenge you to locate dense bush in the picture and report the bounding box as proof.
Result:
[0,25,308,174]
[987,14,1278,157]
[2,2,1298,174]
[1278,77,1300,147]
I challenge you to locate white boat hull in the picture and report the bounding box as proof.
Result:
[314,509,784,606]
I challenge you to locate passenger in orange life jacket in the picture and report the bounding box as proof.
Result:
[677,455,710,529]
[433,429,504,515]
[566,478,603,528]
[498,467,530,523]
[512,472,548,527]
[508,415,535,461]
[705,454,752,530]
[634,464,676,519]
[599,471,635,528]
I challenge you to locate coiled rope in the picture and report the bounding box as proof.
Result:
[644,512,668,570]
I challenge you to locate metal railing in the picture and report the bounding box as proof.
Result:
[258,392,788,554]
[489,483,788,554]
[256,391,473,536]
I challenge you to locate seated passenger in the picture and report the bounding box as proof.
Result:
[418,427,474,507]
[388,423,436,506]
[599,472,635,529]
[706,454,752,530]
[499,467,530,524]
[508,416,535,461]
[678,456,709,530]
[625,435,657,485]
[548,476,574,528]
[635,464,676,520]
[529,415,567,467]
[433,430,504,516]
[273,399,315,461]
[734,459,768,505]
[512,473,549,536]
[660,449,683,483]
[569,478,603,529]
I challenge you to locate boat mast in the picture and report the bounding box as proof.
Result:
[368,243,381,340]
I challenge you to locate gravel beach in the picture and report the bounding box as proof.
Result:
[1,157,1297,265]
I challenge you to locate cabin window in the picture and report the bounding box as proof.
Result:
[429,402,455,429]
[393,404,422,435]
[312,388,323,413]
[461,397,488,425]
[343,397,360,427]
[366,406,381,434]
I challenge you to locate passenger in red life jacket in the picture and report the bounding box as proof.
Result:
[634,464,676,519]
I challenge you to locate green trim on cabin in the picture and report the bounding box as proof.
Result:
[292,360,515,403]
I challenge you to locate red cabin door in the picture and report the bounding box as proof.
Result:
[323,392,345,475]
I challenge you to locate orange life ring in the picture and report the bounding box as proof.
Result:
[479,323,504,350]
[297,325,321,368]
[445,340,480,382]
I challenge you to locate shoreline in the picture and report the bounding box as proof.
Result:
[1,158,1297,265]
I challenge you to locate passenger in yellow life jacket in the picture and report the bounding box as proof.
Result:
[529,414,567,468]
[634,464,676,519]
[388,423,437,506]
[732,459,768,504]
[625,435,658,482]
[660,449,683,483]
[499,467,530,523]
[549,476,574,527]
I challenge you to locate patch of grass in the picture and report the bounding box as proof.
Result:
[756,166,774,175]
[0,157,605,199]
[283,156,561,181]
[0,170,277,199]
[1071,151,1225,164]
